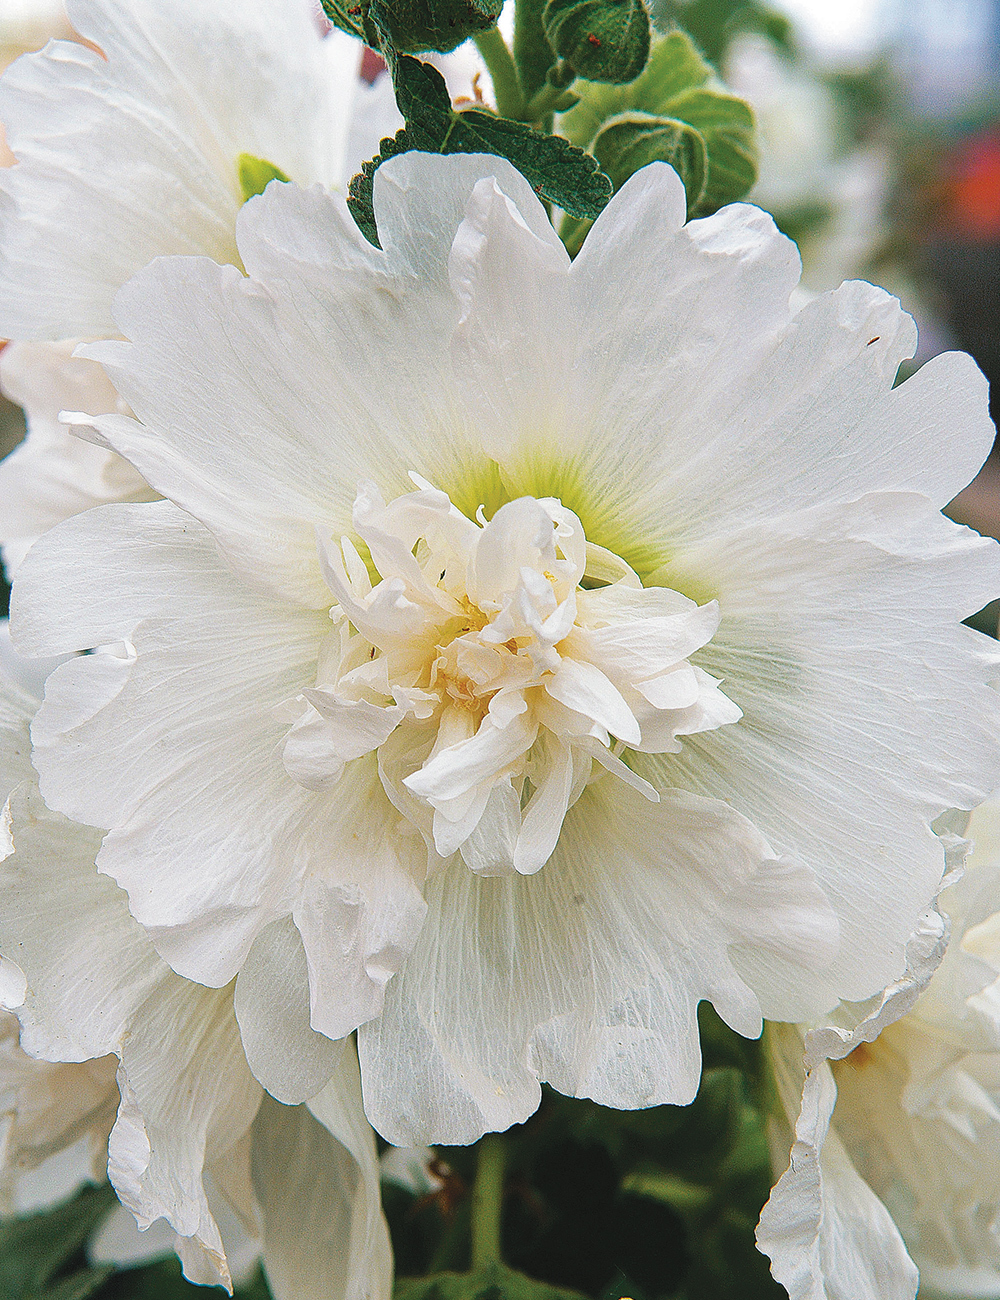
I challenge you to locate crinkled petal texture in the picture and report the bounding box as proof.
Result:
[14,500,428,1022]
[759,1024,920,1300]
[0,0,360,338]
[360,776,837,1145]
[0,677,390,1299]
[0,341,156,575]
[253,1044,392,1300]
[14,154,1000,1145]
[759,817,1000,1299]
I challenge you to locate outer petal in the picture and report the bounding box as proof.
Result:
[756,901,951,1298]
[108,979,263,1291]
[13,501,325,980]
[0,0,351,338]
[77,158,566,604]
[0,1010,118,1213]
[82,189,449,605]
[0,643,36,802]
[234,917,344,1106]
[359,776,837,1145]
[636,495,1000,1009]
[252,1043,391,1300]
[13,500,428,1029]
[487,164,992,570]
[448,174,571,461]
[0,782,168,1062]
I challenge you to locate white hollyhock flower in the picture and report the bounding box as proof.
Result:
[12,154,1000,1146]
[0,0,402,573]
[758,806,1000,1300]
[0,642,391,1299]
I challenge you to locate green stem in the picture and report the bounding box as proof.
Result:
[524,74,575,124]
[470,1132,507,1269]
[474,27,525,120]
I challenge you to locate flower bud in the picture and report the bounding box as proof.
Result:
[542,0,650,84]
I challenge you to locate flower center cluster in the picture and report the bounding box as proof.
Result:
[281,479,741,876]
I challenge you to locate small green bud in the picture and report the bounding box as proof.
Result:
[591,112,707,209]
[367,0,502,54]
[237,154,291,204]
[542,0,650,84]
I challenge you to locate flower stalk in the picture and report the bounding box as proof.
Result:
[470,1132,507,1268]
[473,27,525,120]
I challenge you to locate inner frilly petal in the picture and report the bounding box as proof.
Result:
[283,480,739,876]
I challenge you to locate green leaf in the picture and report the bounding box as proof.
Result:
[395,1261,588,1300]
[542,0,650,84]
[665,86,755,216]
[632,27,711,104]
[319,0,369,42]
[591,111,708,210]
[556,29,755,220]
[237,154,291,204]
[348,57,612,246]
[557,29,710,145]
[0,1183,117,1300]
[368,0,503,54]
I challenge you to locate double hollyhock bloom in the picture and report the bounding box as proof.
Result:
[2,0,1000,1295]
[10,140,1000,1146]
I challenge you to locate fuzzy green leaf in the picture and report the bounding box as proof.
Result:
[667,86,755,215]
[319,0,369,41]
[557,28,755,220]
[368,0,502,53]
[348,57,611,246]
[237,154,291,203]
[592,111,708,209]
[513,0,557,101]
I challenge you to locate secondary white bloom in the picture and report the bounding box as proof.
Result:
[758,806,1000,1300]
[0,0,402,572]
[12,153,1000,1146]
[0,1008,118,1214]
[0,341,155,574]
[0,644,391,1299]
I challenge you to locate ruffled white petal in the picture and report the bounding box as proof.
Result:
[108,980,263,1290]
[234,917,344,1106]
[252,1042,391,1300]
[13,500,428,1030]
[0,0,353,338]
[758,1024,919,1300]
[638,495,1000,1010]
[359,775,837,1145]
[0,1010,118,1213]
[0,782,167,1062]
[15,502,324,980]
